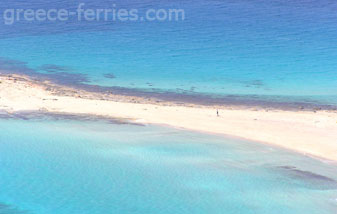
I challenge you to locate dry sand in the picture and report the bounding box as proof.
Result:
[1,74,336,162]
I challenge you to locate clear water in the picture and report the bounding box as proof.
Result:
[1,1,337,212]
[0,0,336,105]
[1,118,337,214]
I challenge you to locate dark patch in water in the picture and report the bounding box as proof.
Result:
[243,80,265,88]
[0,110,144,126]
[103,73,116,79]
[0,58,90,85]
[146,82,153,87]
[45,71,90,85]
[277,166,337,190]
[0,202,29,214]
[190,86,197,91]
[0,58,34,74]
[37,64,70,73]
[1,57,336,111]
[0,110,11,119]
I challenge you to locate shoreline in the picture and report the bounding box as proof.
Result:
[1,69,336,111]
[1,73,337,162]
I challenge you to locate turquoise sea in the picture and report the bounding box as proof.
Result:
[1,1,337,213]
[0,0,337,107]
[1,116,337,214]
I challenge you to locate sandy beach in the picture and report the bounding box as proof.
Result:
[1,73,336,162]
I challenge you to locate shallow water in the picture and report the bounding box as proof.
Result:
[0,118,337,214]
[1,1,337,212]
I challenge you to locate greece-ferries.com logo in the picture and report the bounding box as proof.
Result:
[2,3,185,25]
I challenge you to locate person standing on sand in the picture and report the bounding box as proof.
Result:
[217,109,219,117]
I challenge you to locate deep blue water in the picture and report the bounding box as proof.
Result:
[0,117,337,214]
[1,1,337,213]
[0,0,336,105]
